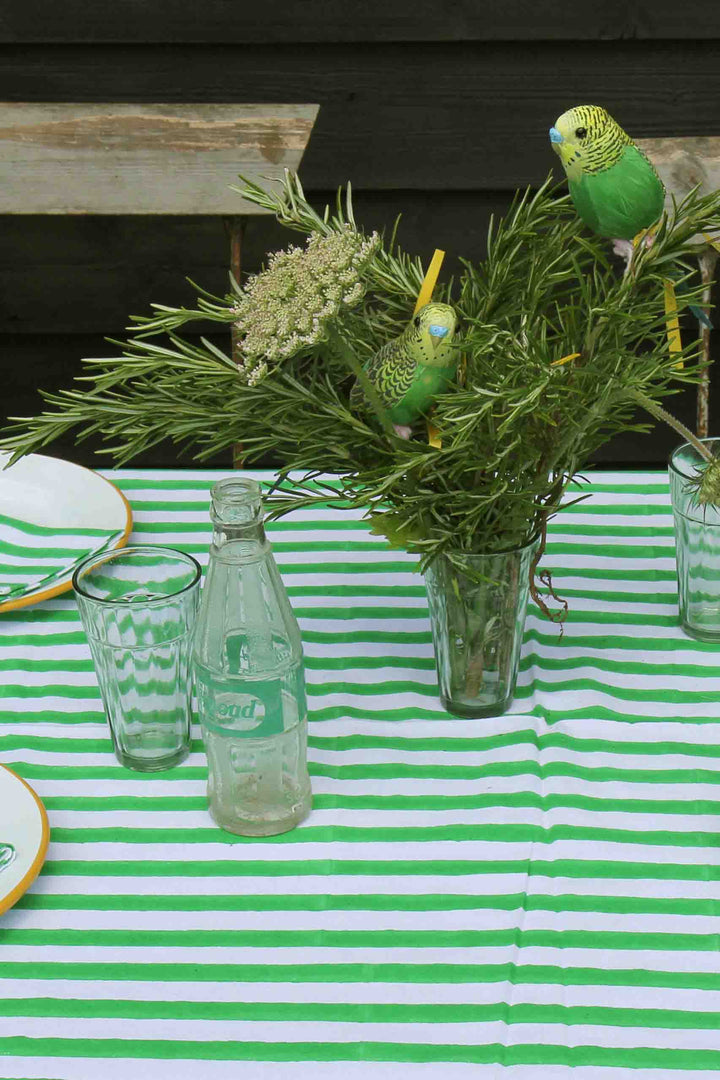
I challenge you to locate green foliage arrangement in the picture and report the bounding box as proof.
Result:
[2,171,719,616]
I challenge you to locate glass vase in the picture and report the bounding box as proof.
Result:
[669,437,720,641]
[424,538,537,718]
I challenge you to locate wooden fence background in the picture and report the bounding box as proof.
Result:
[1,1,719,467]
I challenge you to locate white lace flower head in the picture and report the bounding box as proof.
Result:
[232,226,380,383]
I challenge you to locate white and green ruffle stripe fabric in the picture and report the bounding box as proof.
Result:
[0,512,125,602]
[1,468,720,1080]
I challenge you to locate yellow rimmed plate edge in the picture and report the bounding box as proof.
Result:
[0,763,50,916]
[0,460,133,614]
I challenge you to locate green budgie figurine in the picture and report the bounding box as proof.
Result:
[549,105,665,259]
[350,302,458,438]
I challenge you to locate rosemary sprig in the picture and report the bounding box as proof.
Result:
[1,171,718,591]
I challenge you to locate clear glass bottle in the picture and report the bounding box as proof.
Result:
[192,478,312,836]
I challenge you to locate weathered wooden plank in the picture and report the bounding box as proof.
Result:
[0,0,718,43]
[636,137,720,437]
[0,103,318,213]
[636,137,720,205]
[1,43,719,191]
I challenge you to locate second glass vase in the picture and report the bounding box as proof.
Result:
[424,539,537,718]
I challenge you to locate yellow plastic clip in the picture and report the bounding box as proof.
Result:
[550,352,580,367]
[414,249,445,316]
[663,279,683,366]
[415,249,446,448]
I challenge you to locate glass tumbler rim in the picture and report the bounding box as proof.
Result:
[669,437,720,482]
[72,544,202,605]
[428,533,541,565]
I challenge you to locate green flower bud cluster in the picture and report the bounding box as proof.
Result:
[694,457,720,506]
[232,226,380,383]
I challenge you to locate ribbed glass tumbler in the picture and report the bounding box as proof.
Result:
[73,545,201,771]
[669,438,720,642]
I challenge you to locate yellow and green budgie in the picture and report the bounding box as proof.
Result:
[549,104,665,245]
[550,104,710,327]
[350,302,458,438]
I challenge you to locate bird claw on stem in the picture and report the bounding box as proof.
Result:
[614,230,655,277]
[612,238,635,276]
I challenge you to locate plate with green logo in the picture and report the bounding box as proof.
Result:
[0,764,50,915]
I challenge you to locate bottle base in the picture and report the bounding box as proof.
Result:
[209,795,311,837]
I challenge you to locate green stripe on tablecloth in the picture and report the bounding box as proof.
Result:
[12,891,720,917]
[34,857,720,881]
[30,790,720,816]
[0,959,716,990]
[4,927,717,949]
[36,824,720,848]
[6,728,720,761]
[2,997,720,1030]
[0,705,458,724]
[7,726,720,757]
[11,758,720,786]
[5,703,720,726]
[0,1037,719,1069]
[0,602,679,626]
[5,677,719,707]
[547,523,675,536]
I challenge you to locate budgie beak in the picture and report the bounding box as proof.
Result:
[549,125,578,171]
[429,324,450,351]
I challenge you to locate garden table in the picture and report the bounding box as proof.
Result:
[1,467,719,1079]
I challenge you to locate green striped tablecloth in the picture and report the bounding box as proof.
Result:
[1,467,720,1079]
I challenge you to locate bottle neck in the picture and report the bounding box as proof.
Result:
[209,477,267,551]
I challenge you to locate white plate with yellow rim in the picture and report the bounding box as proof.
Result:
[0,764,50,915]
[0,452,132,613]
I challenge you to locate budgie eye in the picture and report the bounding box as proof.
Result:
[413,315,422,328]
[575,126,588,140]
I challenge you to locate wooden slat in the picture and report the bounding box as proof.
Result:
[1,0,719,43]
[636,137,720,204]
[0,103,319,213]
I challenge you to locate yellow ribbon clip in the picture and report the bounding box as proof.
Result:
[415,250,446,448]
[663,279,682,366]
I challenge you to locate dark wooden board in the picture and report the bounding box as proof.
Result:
[0,42,719,190]
[0,191,510,334]
[0,333,236,469]
[0,0,717,43]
